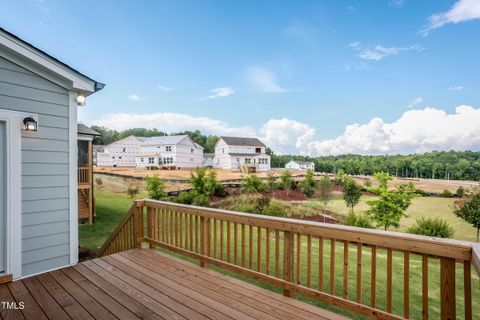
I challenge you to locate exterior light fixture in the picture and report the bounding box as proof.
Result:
[76,95,86,106]
[23,117,38,131]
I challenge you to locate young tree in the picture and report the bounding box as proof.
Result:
[190,167,208,195]
[145,176,166,200]
[279,170,295,196]
[343,178,362,213]
[373,172,393,191]
[300,169,316,197]
[317,176,333,213]
[452,189,480,241]
[266,172,278,190]
[241,174,266,193]
[127,184,139,200]
[367,185,414,230]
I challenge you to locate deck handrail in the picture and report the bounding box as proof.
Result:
[100,199,480,320]
[97,204,136,257]
[78,166,90,184]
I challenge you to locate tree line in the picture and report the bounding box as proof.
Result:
[270,151,480,181]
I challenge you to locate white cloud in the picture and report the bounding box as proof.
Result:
[259,119,316,154]
[92,112,254,137]
[449,85,464,91]
[408,97,424,108]
[199,87,235,101]
[306,105,480,155]
[128,94,140,101]
[247,66,286,93]
[421,0,480,36]
[157,85,173,92]
[349,43,424,61]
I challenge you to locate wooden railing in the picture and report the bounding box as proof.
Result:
[78,167,90,185]
[100,199,480,320]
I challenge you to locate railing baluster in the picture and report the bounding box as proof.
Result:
[344,241,349,299]
[357,242,362,303]
[213,219,217,258]
[297,233,301,285]
[307,234,312,288]
[220,220,224,261]
[404,251,410,319]
[422,254,428,320]
[257,227,262,272]
[319,237,323,292]
[179,212,183,248]
[189,214,193,251]
[227,221,231,262]
[464,260,472,320]
[387,248,393,313]
[275,230,280,278]
[371,245,377,309]
[242,224,246,267]
[283,231,294,297]
[330,239,335,295]
[266,228,270,275]
[249,225,253,269]
[195,215,199,253]
[234,222,238,265]
[440,257,456,320]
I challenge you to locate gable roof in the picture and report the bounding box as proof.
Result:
[142,135,189,145]
[219,136,266,147]
[0,27,104,94]
[77,123,100,136]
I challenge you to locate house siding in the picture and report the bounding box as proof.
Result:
[0,56,70,276]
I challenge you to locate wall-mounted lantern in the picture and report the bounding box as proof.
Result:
[76,95,86,106]
[23,117,38,131]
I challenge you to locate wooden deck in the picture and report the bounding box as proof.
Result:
[0,249,348,320]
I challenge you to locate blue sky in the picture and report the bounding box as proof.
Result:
[2,0,480,155]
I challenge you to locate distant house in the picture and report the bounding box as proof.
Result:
[135,135,203,169]
[203,153,214,168]
[285,160,315,171]
[214,136,270,172]
[96,136,145,167]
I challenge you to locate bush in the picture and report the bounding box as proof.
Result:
[456,186,465,198]
[345,212,374,229]
[262,201,287,217]
[415,188,428,196]
[241,174,266,193]
[266,172,277,190]
[205,170,227,197]
[441,189,453,198]
[279,170,296,191]
[95,177,103,186]
[300,170,316,197]
[176,191,195,205]
[236,203,256,213]
[364,180,372,187]
[127,184,139,200]
[407,218,454,238]
[252,194,271,213]
[146,176,166,200]
[193,194,210,207]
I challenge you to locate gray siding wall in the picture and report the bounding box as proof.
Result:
[0,56,71,277]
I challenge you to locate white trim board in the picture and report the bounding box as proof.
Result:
[69,92,79,265]
[0,109,32,279]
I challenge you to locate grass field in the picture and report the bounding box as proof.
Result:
[83,188,480,319]
[305,194,480,242]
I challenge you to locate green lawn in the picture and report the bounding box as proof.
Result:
[306,194,479,242]
[79,187,133,250]
[86,190,480,319]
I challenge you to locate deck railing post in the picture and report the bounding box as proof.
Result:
[200,216,210,268]
[283,231,294,297]
[440,257,456,320]
[135,204,144,248]
[146,207,154,248]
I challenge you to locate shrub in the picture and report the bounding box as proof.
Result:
[252,194,271,213]
[241,174,266,193]
[236,203,256,213]
[300,170,316,197]
[456,186,466,198]
[441,189,453,198]
[190,168,208,195]
[334,169,347,186]
[176,191,195,205]
[266,172,277,190]
[345,212,374,229]
[127,184,139,200]
[415,188,428,196]
[407,218,454,238]
[364,180,372,187]
[95,177,103,186]
[205,170,227,197]
[279,170,295,191]
[262,201,286,217]
[193,194,210,207]
[146,176,166,200]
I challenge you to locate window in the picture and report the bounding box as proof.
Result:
[191,148,194,153]
[259,158,268,165]
[222,148,225,154]
[166,146,172,152]
[255,147,261,153]
[123,147,126,152]
[245,158,251,164]
[163,157,173,164]
[148,157,154,164]
[140,158,144,162]
[237,158,240,162]
[119,156,122,159]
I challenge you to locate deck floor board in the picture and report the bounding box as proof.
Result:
[0,249,349,319]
